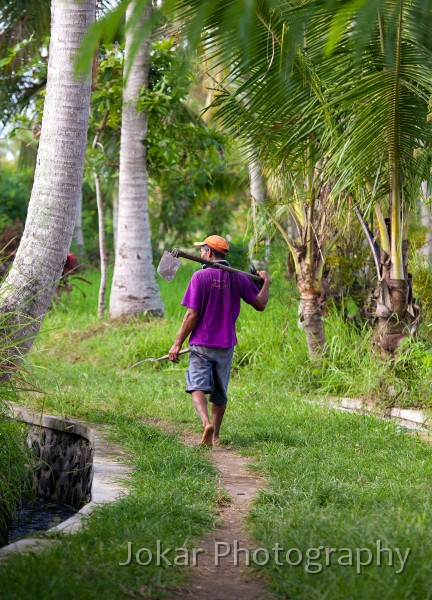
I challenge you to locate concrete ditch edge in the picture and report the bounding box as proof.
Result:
[324,397,431,431]
[0,403,132,559]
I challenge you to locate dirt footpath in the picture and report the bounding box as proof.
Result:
[144,419,271,600]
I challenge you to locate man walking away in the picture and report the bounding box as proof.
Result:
[168,235,271,446]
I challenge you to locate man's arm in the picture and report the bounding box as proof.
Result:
[250,271,271,311]
[168,308,200,362]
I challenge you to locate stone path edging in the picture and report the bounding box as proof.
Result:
[0,403,131,559]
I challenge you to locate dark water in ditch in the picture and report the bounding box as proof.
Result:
[7,496,76,544]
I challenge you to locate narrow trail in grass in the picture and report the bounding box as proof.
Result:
[143,418,269,600]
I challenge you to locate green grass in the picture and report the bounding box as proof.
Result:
[0,288,39,543]
[1,418,218,599]
[241,406,432,599]
[0,416,30,544]
[2,261,432,598]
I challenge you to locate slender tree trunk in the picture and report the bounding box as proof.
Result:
[109,2,164,318]
[420,182,432,262]
[296,227,326,358]
[285,214,297,280]
[94,172,108,318]
[248,152,269,270]
[0,0,95,365]
[73,190,86,257]
[113,189,119,255]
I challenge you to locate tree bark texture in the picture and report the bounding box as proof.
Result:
[248,152,269,270]
[73,191,85,256]
[420,183,432,263]
[94,172,108,318]
[109,2,164,318]
[297,275,326,358]
[113,189,119,254]
[374,243,420,357]
[0,0,95,364]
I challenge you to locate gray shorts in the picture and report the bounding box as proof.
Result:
[185,345,235,406]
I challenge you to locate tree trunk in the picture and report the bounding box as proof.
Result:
[94,172,108,319]
[109,2,164,319]
[298,287,326,358]
[248,152,270,270]
[374,243,420,358]
[73,190,86,257]
[420,182,432,263]
[296,261,326,358]
[113,189,119,255]
[0,0,95,367]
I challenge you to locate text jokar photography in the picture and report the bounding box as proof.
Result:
[119,539,411,575]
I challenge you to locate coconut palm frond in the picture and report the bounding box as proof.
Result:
[316,1,432,207]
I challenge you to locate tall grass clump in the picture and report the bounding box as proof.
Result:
[0,413,30,546]
[0,350,31,548]
[0,287,36,547]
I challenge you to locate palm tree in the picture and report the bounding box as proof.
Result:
[198,7,344,357]
[312,1,431,356]
[109,1,164,318]
[261,167,343,357]
[186,0,432,357]
[0,0,96,367]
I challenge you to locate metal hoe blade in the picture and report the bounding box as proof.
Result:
[157,251,181,281]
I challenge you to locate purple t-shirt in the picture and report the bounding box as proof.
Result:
[181,266,260,348]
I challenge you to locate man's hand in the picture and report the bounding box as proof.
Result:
[168,342,182,363]
[251,270,271,311]
[257,270,271,284]
[169,308,199,362]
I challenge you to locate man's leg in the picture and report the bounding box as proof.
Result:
[191,390,214,445]
[211,403,226,442]
[210,347,233,443]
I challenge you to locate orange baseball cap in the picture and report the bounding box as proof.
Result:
[194,235,229,254]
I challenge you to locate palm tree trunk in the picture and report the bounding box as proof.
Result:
[374,240,420,357]
[298,283,326,358]
[0,0,95,365]
[109,2,164,319]
[297,264,326,359]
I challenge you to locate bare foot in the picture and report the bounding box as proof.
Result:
[201,424,214,446]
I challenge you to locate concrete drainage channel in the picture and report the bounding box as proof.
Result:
[0,403,131,559]
[322,397,431,432]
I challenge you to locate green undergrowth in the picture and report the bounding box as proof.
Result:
[0,305,35,542]
[0,415,29,544]
[2,259,432,598]
[0,418,218,599]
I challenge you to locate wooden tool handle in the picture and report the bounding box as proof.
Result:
[172,249,263,284]
[157,348,190,361]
